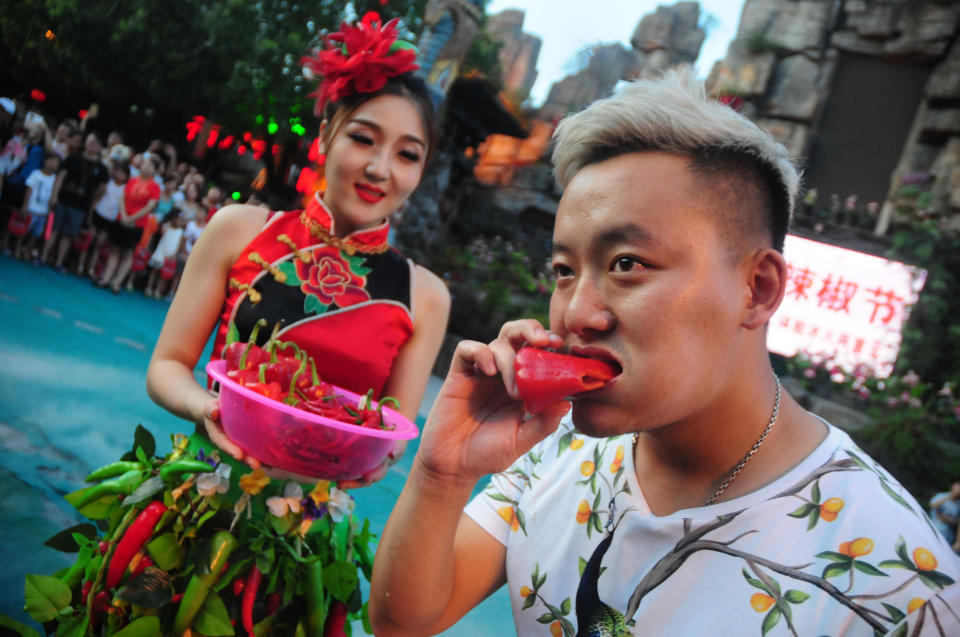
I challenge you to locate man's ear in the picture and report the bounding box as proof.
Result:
[743,248,787,330]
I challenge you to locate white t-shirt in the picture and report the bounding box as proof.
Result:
[95,179,125,221]
[465,417,960,636]
[149,224,184,267]
[24,169,57,215]
[182,220,204,256]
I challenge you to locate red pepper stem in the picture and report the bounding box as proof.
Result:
[310,358,320,386]
[288,350,308,396]
[259,363,268,384]
[239,319,268,369]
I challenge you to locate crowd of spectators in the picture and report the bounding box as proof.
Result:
[0,97,254,300]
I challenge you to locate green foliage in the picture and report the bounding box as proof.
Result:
[743,31,787,56]
[415,235,552,341]
[0,0,425,145]
[462,21,504,90]
[784,356,960,500]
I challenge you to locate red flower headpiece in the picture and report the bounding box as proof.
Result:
[302,12,419,113]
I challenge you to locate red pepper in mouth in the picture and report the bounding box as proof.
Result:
[514,347,619,413]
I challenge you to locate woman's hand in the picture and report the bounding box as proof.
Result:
[197,395,261,471]
[415,319,568,485]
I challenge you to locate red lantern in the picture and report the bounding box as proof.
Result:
[185,115,206,142]
[206,125,221,148]
[30,89,46,102]
[218,134,235,150]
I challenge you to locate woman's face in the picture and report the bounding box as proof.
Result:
[320,94,427,236]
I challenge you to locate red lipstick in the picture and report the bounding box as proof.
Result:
[355,183,385,203]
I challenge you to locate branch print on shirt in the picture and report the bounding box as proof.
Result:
[278,245,372,314]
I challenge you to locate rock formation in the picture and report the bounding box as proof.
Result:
[486,9,542,102]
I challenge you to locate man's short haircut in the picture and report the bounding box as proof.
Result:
[550,68,800,253]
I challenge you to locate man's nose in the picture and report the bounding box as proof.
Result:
[562,276,616,336]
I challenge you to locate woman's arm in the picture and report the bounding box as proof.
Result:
[380,265,451,423]
[124,197,157,224]
[145,204,268,459]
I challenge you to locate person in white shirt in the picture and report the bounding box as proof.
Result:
[79,163,128,278]
[370,69,960,637]
[12,152,60,262]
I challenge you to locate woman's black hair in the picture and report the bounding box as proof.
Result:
[321,72,437,159]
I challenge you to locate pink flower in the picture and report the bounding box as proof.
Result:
[902,370,920,387]
[804,368,817,379]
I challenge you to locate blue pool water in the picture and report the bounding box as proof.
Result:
[0,254,512,636]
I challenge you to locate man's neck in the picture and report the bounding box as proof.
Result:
[632,382,827,516]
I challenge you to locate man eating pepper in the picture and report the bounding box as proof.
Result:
[369,69,960,636]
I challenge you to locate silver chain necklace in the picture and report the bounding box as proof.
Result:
[632,373,782,505]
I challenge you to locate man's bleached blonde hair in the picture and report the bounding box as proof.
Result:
[550,67,800,252]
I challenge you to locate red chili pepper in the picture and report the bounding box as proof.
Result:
[80,581,93,604]
[233,577,245,597]
[130,554,154,577]
[105,501,167,588]
[244,381,283,400]
[514,347,618,413]
[222,319,270,370]
[323,600,348,637]
[228,368,261,385]
[241,565,262,637]
[266,592,282,616]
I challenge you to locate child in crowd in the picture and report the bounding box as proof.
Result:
[12,152,60,261]
[144,208,185,299]
[79,162,128,278]
[166,203,206,299]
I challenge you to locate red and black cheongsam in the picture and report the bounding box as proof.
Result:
[212,193,414,398]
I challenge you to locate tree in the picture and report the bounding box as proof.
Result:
[0,0,425,193]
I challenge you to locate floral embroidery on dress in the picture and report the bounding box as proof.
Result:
[278,245,372,314]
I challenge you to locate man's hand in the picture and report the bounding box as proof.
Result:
[415,319,569,486]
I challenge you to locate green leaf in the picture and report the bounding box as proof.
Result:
[522,594,537,610]
[256,546,276,575]
[536,613,555,624]
[194,591,235,636]
[63,487,116,519]
[845,449,873,473]
[811,480,821,504]
[133,425,156,460]
[146,532,183,571]
[485,493,514,504]
[557,431,572,456]
[225,321,240,345]
[54,614,88,637]
[23,574,71,623]
[890,622,908,637]
[560,597,571,615]
[578,557,588,578]
[787,504,815,518]
[43,524,98,553]
[276,261,301,286]
[918,570,956,590]
[591,513,602,535]
[761,605,782,636]
[323,560,359,603]
[122,476,164,506]
[816,551,852,563]
[878,559,911,569]
[822,562,851,579]
[894,536,910,565]
[135,445,150,467]
[741,568,767,591]
[853,561,888,577]
[879,480,914,513]
[882,602,906,624]
[303,295,328,315]
[783,589,810,604]
[515,507,528,535]
[0,614,44,637]
[592,489,602,512]
[531,563,540,587]
[806,508,820,531]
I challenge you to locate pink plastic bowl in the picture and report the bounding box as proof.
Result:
[206,359,418,481]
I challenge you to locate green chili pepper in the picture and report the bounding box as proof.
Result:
[354,541,374,580]
[158,458,215,482]
[303,555,326,637]
[60,544,94,588]
[85,461,142,483]
[173,530,239,634]
[73,470,143,509]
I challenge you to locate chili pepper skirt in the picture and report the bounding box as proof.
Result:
[22,429,375,636]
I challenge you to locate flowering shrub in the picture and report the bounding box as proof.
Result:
[784,354,960,500]
[430,235,552,341]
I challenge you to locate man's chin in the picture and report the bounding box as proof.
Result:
[569,401,632,439]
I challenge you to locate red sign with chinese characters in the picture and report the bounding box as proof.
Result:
[768,235,926,378]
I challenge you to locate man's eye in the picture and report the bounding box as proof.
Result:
[612,256,644,273]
